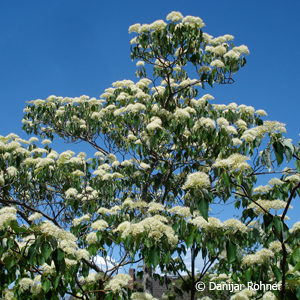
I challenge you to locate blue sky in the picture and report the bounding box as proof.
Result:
[0,1,299,224]
[0,0,299,140]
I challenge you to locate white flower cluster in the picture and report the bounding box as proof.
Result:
[268,241,283,253]
[72,214,90,226]
[28,212,42,222]
[253,185,272,194]
[262,292,277,300]
[97,205,121,215]
[19,276,42,295]
[241,121,286,142]
[91,219,109,231]
[213,154,250,171]
[146,117,163,131]
[248,199,287,214]
[290,221,300,233]
[190,216,224,230]
[0,206,17,230]
[116,215,178,245]
[131,292,158,300]
[223,218,248,233]
[182,171,210,189]
[242,248,274,266]
[285,174,300,183]
[148,202,164,213]
[173,107,196,120]
[105,273,132,293]
[193,117,216,131]
[230,288,256,300]
[268,178,284,186]
[168,206,191,218]
[39,221,89,261]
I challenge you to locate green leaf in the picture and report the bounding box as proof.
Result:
[297,286,300,300]
[273,141,284,165]
[262,148,272,170]
[4,256,15,269]
[226,241,236,263]
[272,265,282,281]
[42,278,51,293]
[292,248,300,264]
[273,216,282,236]
[149,248,160,268]
[53,276,60,289]
[197,199,208,220]
[41,242,52,260]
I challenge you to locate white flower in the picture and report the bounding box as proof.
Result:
[6,166,17,177]
[210,59,224,68]
[183,172,210,189]
[242,248,274,266]
[248,199,287,214]
[224,50,240,60]
[213,154,250,171]
[256,109,268,116]
[290,221,300,233]
[285,174,300,183]
[136,61,145,67]
[41,139,52,145]
[262,291,277,300]
[150,20,167,31]
[211,45,227,56]
[148,202,164,213]
[168,206,191,218]
[174,108,190,119]
[129,23,141,33]
[28,212,42,221]
[105,274,131,293]
[131,292,158,300]
[91,220,108,231]
[232,138,242,146]
[19,278,34,292]
[146,117,162,131]
[224,219,247,233]
[86,232,98,244]
[268,178,284,186]
[166,11,183,22]
[182,16,205,28]
[233,45,250,55]
[72,214,90,226]
[65,188,78,199]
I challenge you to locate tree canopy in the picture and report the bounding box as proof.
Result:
[0,10,299,300]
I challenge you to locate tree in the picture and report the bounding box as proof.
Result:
[1,10,299,300]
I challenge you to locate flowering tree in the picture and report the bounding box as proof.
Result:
[1,10,300,300]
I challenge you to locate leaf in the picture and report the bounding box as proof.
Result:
[226,241,236,263]
[41,242,52,260]
[297,286,300,300]
[262,148,272,170]
[273,216,282,236]
[42,279,51,293]
[292,248,300,264]
[149,248,160,268]
[197,199,208,220]
[4,256,15,269]
[273,141,284,165]
[272,265,282,281]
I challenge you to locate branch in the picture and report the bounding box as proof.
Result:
[281,182,300,221]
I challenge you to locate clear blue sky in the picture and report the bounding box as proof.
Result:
[0,0,299,140]
[0,1,299,223]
